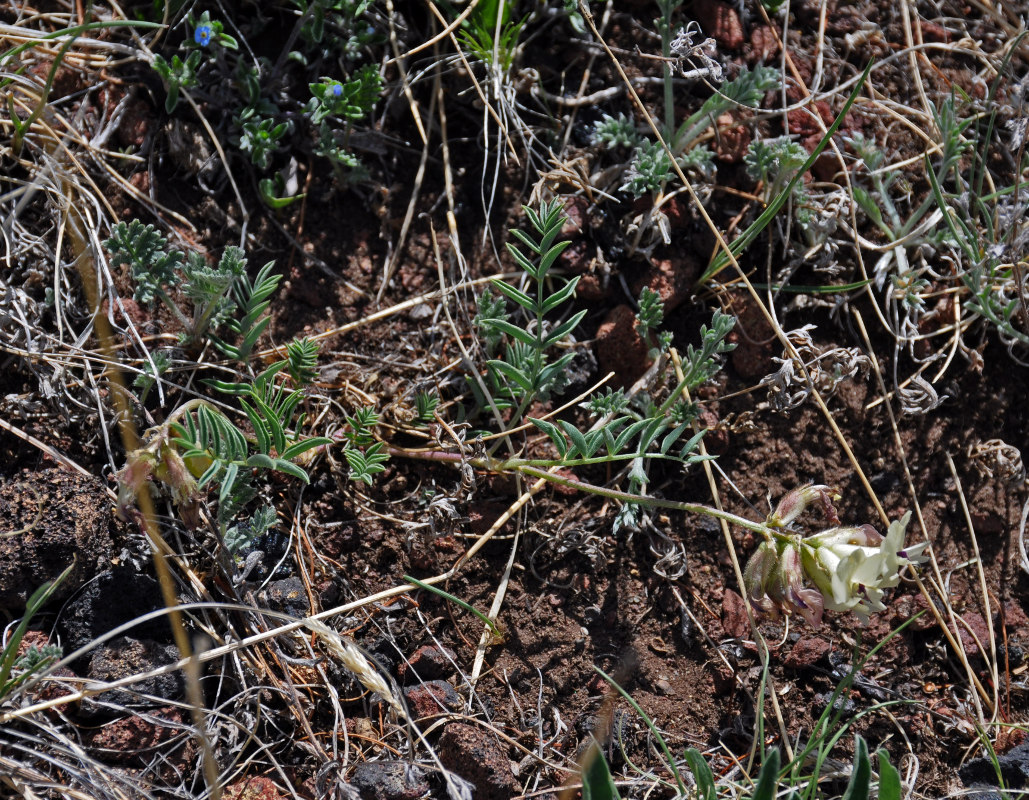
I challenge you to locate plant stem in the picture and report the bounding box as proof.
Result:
[388,445,774,536]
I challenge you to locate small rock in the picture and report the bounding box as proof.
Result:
[639,255,698,314]
[346,761,429,800]
[594,304,652,388]
[699,408,729,454]
[721,589,749,639]
[222,777,285,800]
[748,25,778,63]
[707,662,735,696]
[58,567,169,655]
[397,645,457,683]
[960,740,1029,792]
[438,722,520,800]
[713,112,752,163]
[84,706,188,765]
[259,577,310,619]
[693,0,744,49]
[402,680,463,719]
[0,468,113,610]
[784,636,830,670]
[654,678,673,696]
[85,637,185,710]
[957,612,993,658]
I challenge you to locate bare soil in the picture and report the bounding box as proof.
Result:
[2,1,1029,799]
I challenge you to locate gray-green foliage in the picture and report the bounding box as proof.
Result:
[592,113,641,150]
[925,78,1029,356]
[618,65,780,198]
[105,221,278,358]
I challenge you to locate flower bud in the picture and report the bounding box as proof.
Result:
[767,484,839,528]
[743,540,780,619]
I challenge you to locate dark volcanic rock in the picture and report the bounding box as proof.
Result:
[58,566,169,655]
[86,636,185,709]
[346,761,429,800]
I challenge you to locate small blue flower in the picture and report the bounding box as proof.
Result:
[331,83,343,98]
[194,25,213,47]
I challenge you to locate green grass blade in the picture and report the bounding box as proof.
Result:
[700,60,873,285]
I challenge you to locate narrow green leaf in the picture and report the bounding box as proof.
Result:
[488,319,539,347]
[877,749,902,800]
[251,392,287,455]
[700,60,873,284]
[543,310,587,347]
[684,748,716,800]
[246,453,276,470]
[541,276,580,313]
[559,420,590,459]
[278,437,332,461]
[272,458,310,482]
[678,428,708,459]
[751,748,781,800]
[660,421,689,455]
[198,459,220,489]
[491,279,535,311]
[489,359,534,394]
[219,463,240,506]
[581,744,621,800]
[529,418,569,458]
[510,227,543,255]
[538,239,573,276]
[240,399,271,455]
[507,247,539,278]
[841,737,871,800]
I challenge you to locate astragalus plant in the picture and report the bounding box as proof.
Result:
[744,484,927,628]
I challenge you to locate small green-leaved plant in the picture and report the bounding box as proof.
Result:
[415,391,439,424]
[105,221,278,359]
[118,355,332,534]
[535,299,735,532]
[0,564,72,701]
[337,406,390,484]
[617,65,779,199]
[471,202,735,532]
[593,663,904,800]
[592,113,641,150]
[147,3,381,203]
[474,201,585,414]
[151,12,237,113]
[923,50,1029,359]
[745,136,841,254]
[455,0,526,75]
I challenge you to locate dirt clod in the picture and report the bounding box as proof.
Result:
[0,468,112,610]
[401,679,463,719]
[397,644,457,683]
[438,722,519,800]
[594,304,652,388]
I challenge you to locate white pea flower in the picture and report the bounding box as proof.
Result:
[743,505,927,629]
[799,512,927,623]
